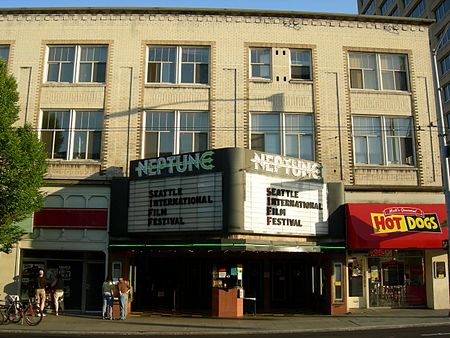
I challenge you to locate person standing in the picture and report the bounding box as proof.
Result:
[35,269,46,316]
[52,273,64,316]
[118,277,130,320]
[102,275,114,320]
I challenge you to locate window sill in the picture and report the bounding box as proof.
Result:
[350,88,411,95]
[249,78,272,83]
[354,164,417,170]
[46,159,101,165]
[42,82,106,87]
[144,83,210,89]
[289,79,313,84]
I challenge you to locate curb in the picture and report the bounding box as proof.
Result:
[1,320,450,336]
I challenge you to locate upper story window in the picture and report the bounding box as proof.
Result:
[441,54,450,75]
[46,45,107,83]
[435,0,450,22]
[250,48,271,80]
[0,45,9,62]
[349,52,409,91]
[290,49,312,80]
[438,27,450,49]
[390,6,399,15]
[443,82,450,102]
[363,0,376,14]
[403,0,412,8]
[40,110,103,160]
[409,0,426,17]
[381,0,394,14]
[251,112,314,160]
[352,115,415,166]
[147,46,210,85]
[144,110,208,158]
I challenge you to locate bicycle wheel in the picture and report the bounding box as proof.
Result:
[0,308,6,325]
[24,303,43,326]
[6,304,21,324]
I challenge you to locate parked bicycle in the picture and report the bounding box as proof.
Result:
[0,296,43,326]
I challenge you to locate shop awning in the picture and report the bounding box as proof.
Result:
[346,204,448,250]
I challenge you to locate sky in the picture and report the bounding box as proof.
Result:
[0,0,358,14]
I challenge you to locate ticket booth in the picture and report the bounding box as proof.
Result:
[211,264,244,317]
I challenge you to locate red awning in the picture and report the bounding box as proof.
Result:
[346,204,448,250]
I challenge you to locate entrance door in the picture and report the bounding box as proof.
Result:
[272,262,287,305]
[348,256,366,308]
[85,262,104,312]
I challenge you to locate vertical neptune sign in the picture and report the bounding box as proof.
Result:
[133,150,215,178]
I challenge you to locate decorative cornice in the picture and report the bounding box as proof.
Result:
[0,11,430,32]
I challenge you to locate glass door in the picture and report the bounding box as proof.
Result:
[348,256,366,308]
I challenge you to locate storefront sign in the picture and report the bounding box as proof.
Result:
[128,173,223,232]
[250,152,322,179]
[371,207,441,234]
[347,204,448,249]
[244,173,328,235]
[131,150,215,179]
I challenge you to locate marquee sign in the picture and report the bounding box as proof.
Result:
[128,173,223,232]
[244,173,328,236]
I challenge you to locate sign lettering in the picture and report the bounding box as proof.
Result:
[371,207,441,234]
[135,151,215,178]
[251,152,322,179]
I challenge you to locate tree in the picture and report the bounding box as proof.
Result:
[0,60,47,253]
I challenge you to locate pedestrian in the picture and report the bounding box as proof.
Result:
[102,275,114,320]
[118,277,130,320]
[51,273,64,316]
[35,269,47,316]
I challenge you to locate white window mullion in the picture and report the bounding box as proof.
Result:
[176,47,182,84]
[74,46,81,83]
[141,111,147,158]
[281,113,286,156]
[381,116,388,165]
[376,54,382,90]
[174,110,181,154]
[68,109,76,160]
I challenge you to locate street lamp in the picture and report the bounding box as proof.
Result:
[223,67,237,148]
[431,26,450,316]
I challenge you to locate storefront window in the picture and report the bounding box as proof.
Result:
[368,250,425,307]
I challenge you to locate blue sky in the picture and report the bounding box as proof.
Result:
[0,0,358,14]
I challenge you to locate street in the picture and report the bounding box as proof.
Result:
[2,324,450,338]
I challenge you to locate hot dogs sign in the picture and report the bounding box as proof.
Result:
[371,207,442,234]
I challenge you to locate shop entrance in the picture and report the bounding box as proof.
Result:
[348,255,366,308]
[368,250,426,308]
[131,251,328,313]
[20,249,105,313]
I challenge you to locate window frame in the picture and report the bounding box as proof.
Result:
[250,47,272,80]
[290,48,312,81]
[349,52,409,92]
[381,0,394,15]
[441,54,450,76]
[408,0,426,17]
[40,109,104,161]
[250,112,315,160]
[435,0,450,22]
[0,45,9,62]
[363,0,376,14]
[146,45,210,85]
[352,115,416,167]
[45,45,108,84]
[443,82,450,103]
[143,110,209,158]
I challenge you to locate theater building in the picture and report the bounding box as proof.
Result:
[0,7,446,313]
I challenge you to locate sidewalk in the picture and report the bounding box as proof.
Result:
[1,308,450,336]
